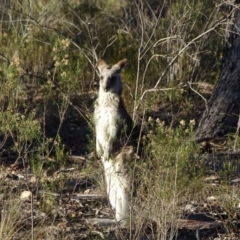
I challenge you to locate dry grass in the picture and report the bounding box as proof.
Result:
[0,0,239,239]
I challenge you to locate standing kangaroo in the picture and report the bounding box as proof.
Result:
[94,58,133,161]
[94,58,136,225]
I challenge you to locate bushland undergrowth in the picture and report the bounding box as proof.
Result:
[0,0,239,239]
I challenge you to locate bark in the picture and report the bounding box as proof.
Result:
[195,2,240,140]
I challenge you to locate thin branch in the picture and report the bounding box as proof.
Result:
[187,81,208,110]
[134,17,226,113]
[153,18,226,90]
[135,87,175,111]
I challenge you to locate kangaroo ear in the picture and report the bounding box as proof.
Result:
[112,58,127,72]
[96,59,109,73]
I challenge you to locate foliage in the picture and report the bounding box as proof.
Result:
[132,118,203,234]
[0,0,238,239]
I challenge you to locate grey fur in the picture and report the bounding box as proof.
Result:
[94,58,136,226]
[94,58,132,160]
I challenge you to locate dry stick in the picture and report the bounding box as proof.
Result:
[7,1,90,118]
[133,1,163,120]
[48,61,93,128]
[153,35,179,48]
[169,152,180,239]
[134,19,225,112]
[189,3,220,82]
[139,9,162,58]
[62,13,97,65]
[187,81,208,110]
[10,5,88,53]
[139,52,175,105]
[102,35,118,57]
[51,83,94,130]
[40,69,71,159]
[129,107,146,235]
[67,3,98,62]
[135,87,175,112]
[153,20,225,90]
[31,190,34,240]
[133,0,144,122]
[71,40,95,69]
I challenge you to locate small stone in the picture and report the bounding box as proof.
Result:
[207,196,217,201]
[20,190,32,199]
[231,178,240,184]
[71,212,77,218]
[30,176,37,182]
[204,175,220,182]
[84,189,91,194]
[17,174,24,179]
[184,203,196,212]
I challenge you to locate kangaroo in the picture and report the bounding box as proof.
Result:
[94,58,133,161]
[94,58,137,226]
[103,146,133,225]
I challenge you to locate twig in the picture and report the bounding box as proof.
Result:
[136,18,225,110]
[135,87,175,111]
[187,81,208,110]
[31,191,34,240]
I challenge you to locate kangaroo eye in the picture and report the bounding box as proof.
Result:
[100,76,103,80]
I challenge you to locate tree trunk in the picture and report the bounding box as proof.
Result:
[195,2,240,140]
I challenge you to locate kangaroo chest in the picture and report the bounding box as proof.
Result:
[95,96,122,128]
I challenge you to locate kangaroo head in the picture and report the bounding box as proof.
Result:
[97,59,127,95]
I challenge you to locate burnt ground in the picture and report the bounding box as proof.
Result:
[0,97,240,240]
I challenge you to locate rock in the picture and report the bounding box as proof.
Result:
[184,203,197,212]
[231,178,240,184]
[17,174,24,179]
[20,190,32,199]
[30,176,37,182]
[84,189,91,194]
[204,175,220,182]
[207,196,217,201]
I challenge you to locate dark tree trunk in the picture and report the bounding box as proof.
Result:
[195,2,240,140]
